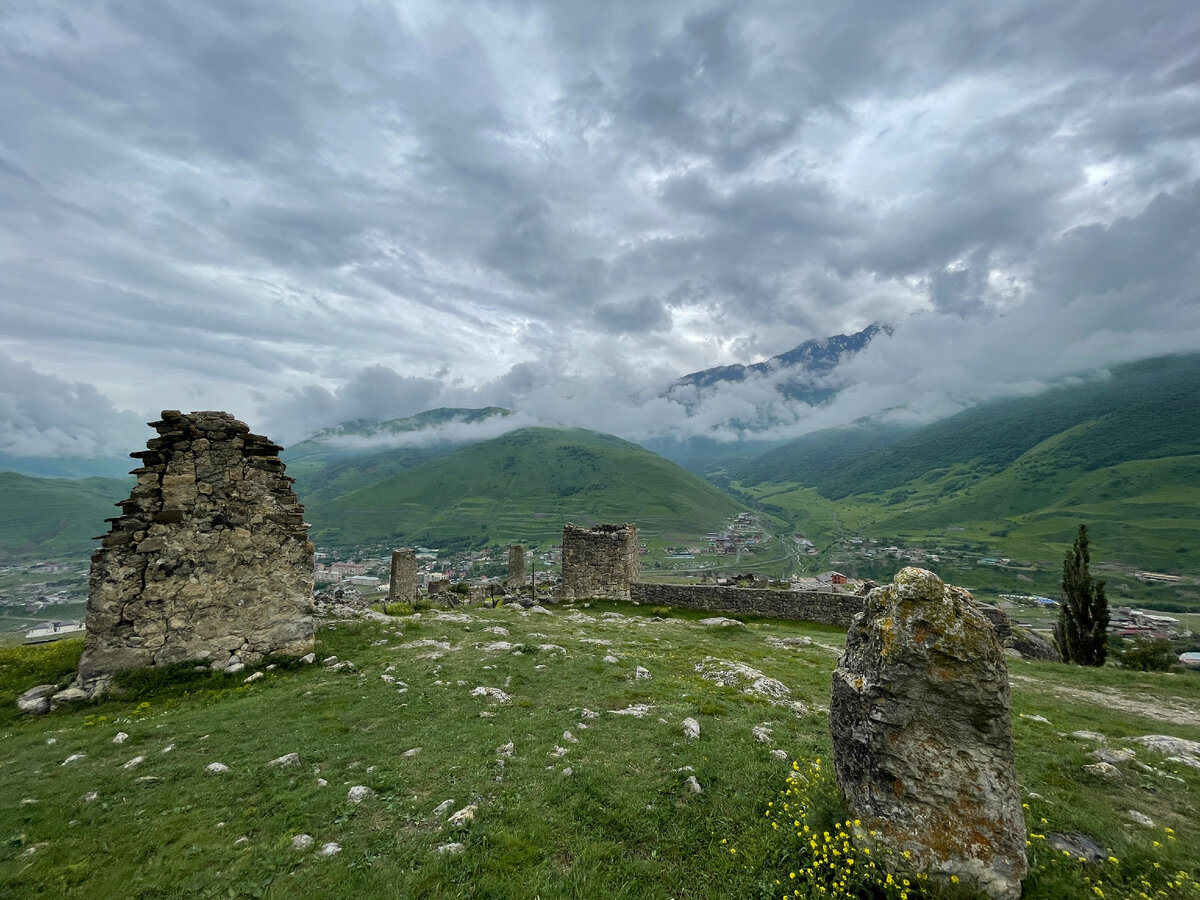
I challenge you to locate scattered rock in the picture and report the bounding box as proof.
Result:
[752,724,772,743]
[316,778,328,787]
[829,567,1026,900]
[82,792,99,802]
[243,671,263,684]
[404,747,422,757]
[684,775,702,793]
[62,753,86,766]
[318,842,342,857]
[17,684,58,715]
[1047,832,1106,863]
[695,658,806,714]
[300,652,316,665]
[268,753,300,767]
[50,687,89,709]
[1072,730,1106,742]
[1091,748,1135,765]
[206,763,230,774]
[562,730,579,743]
[528,605,552,615]
[1019,714,1050,724]
[697,617,743,627]
[447,804,477,826]
[681,718,700,740]
[550,745,569,757]
[225,662,246,675]
[610,704,653,717]
[322,656,338,666]
[634,666,651,680]
[561,767,574,776]
[602,655,619,664]
[347,785,374,803]
[113,732,130,744]
[1133,734,1200,769]
[496,742,514,757]
[122,756,146,770]
[1083,761,1121,778]
[234,836,250,846]
[435,842,465,855]
[434,799,456,817]
[1127,810,1155,827]
[292,834,314,850]
[470,686,512,703]
[770,749,788,761]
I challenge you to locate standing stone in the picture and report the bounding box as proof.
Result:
[829,567,1027,899]
[506,545,525,590]
[77,411,314,695]
[559,523,639,601]
[389,549,417,604]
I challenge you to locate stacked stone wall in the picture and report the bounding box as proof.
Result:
[390,549,417,603]
[560,523,639,601]
[506,545,525,588]
[630,583,863,627]
[78,410,314,691]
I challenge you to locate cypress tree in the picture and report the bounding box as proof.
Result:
[1055,524,1109,665]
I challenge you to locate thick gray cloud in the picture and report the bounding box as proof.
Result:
[0,0,1197,458]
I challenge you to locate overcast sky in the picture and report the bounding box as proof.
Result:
[2,0,1199,459]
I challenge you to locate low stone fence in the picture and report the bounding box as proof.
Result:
[630,583,864,628]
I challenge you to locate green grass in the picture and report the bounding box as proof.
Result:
[0,471,130,561]
[306,427,745,553]
[1,602,1196,898]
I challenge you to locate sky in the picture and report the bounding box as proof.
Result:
[2,0,1199,461]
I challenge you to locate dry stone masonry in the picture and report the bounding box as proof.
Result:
[506,545,525,589]
[390,548,417,604]
[559,523,640,601]
[631,583,863,627]
[76,410,314,694]
[829,567,1027,899]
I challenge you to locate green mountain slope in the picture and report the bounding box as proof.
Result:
[284,407,512,504]
[0,471,131,561]
[304,427,745,551]
[728,354,1200,585]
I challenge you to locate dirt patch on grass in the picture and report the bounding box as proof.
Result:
[1011,674,1200,726]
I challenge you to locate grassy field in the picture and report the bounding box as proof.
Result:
[1,600,1197,899]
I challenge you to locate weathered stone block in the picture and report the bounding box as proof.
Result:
[830,567,1027,899]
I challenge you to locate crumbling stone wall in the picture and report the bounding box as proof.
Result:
[507,545,525,588]
[77,411,314,693]
[390,548,417,603]
[631,583,863,627]
[560,523,639,601]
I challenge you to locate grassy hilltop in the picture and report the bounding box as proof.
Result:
[1,604,1197,899]
[304,427,745,552]
[721,354,1200,603]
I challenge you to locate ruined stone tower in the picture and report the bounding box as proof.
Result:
[77,411,314,693]
[506,544,525,589]
[559,523,639,601]
[390,548,417,603]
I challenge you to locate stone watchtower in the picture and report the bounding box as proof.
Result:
[506,544,525,589]
[390,548,417,603]
[77,411,314,693]
[559,523,640,601]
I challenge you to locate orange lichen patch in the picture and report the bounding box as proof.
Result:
[892,778,905,796]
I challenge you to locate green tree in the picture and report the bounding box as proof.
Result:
[1055,524,1110,665]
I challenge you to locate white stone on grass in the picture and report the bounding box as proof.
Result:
[434,799,456,817]
[1127,810,1155,827]
[684,776,702,793]
[697,617,743,627]
[496,742,514,757]
[610,704,653,718]
[292,834,314,850]
[82,791,99,802]
[770,749,788,761]
[243,671,263,684]
[752,724,772,743]
[634,666,651,680]
[113,732,129,744]
[562,730,579,743]
[225,662,246,675]
[206,762,230,774]
[447,804,477,826]
[435,842,465,855]
[268,752,299,767]
[404,747,422,757]
[1072,730,1106,742]
[602,655,619,664]
[682,718,700,740]
[550,745,569,757]
[347,785,374,803]
[318,842,342,857]
[62,753,86,766]
[1083,761,1121,778]
[122,756,145,770]
[471,686,512,703]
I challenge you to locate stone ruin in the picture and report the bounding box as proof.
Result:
[559,523,639,601]
[829,567,1027,899]
[75,410,314,695]
[506,544,525,589]
[389,548,417,604]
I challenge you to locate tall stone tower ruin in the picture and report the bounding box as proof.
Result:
[559,523,639,601]
[77,411,314,693]
[390,548,417,603]
[506,544,525,589]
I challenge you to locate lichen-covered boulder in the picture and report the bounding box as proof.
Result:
[830,567,1027,899]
